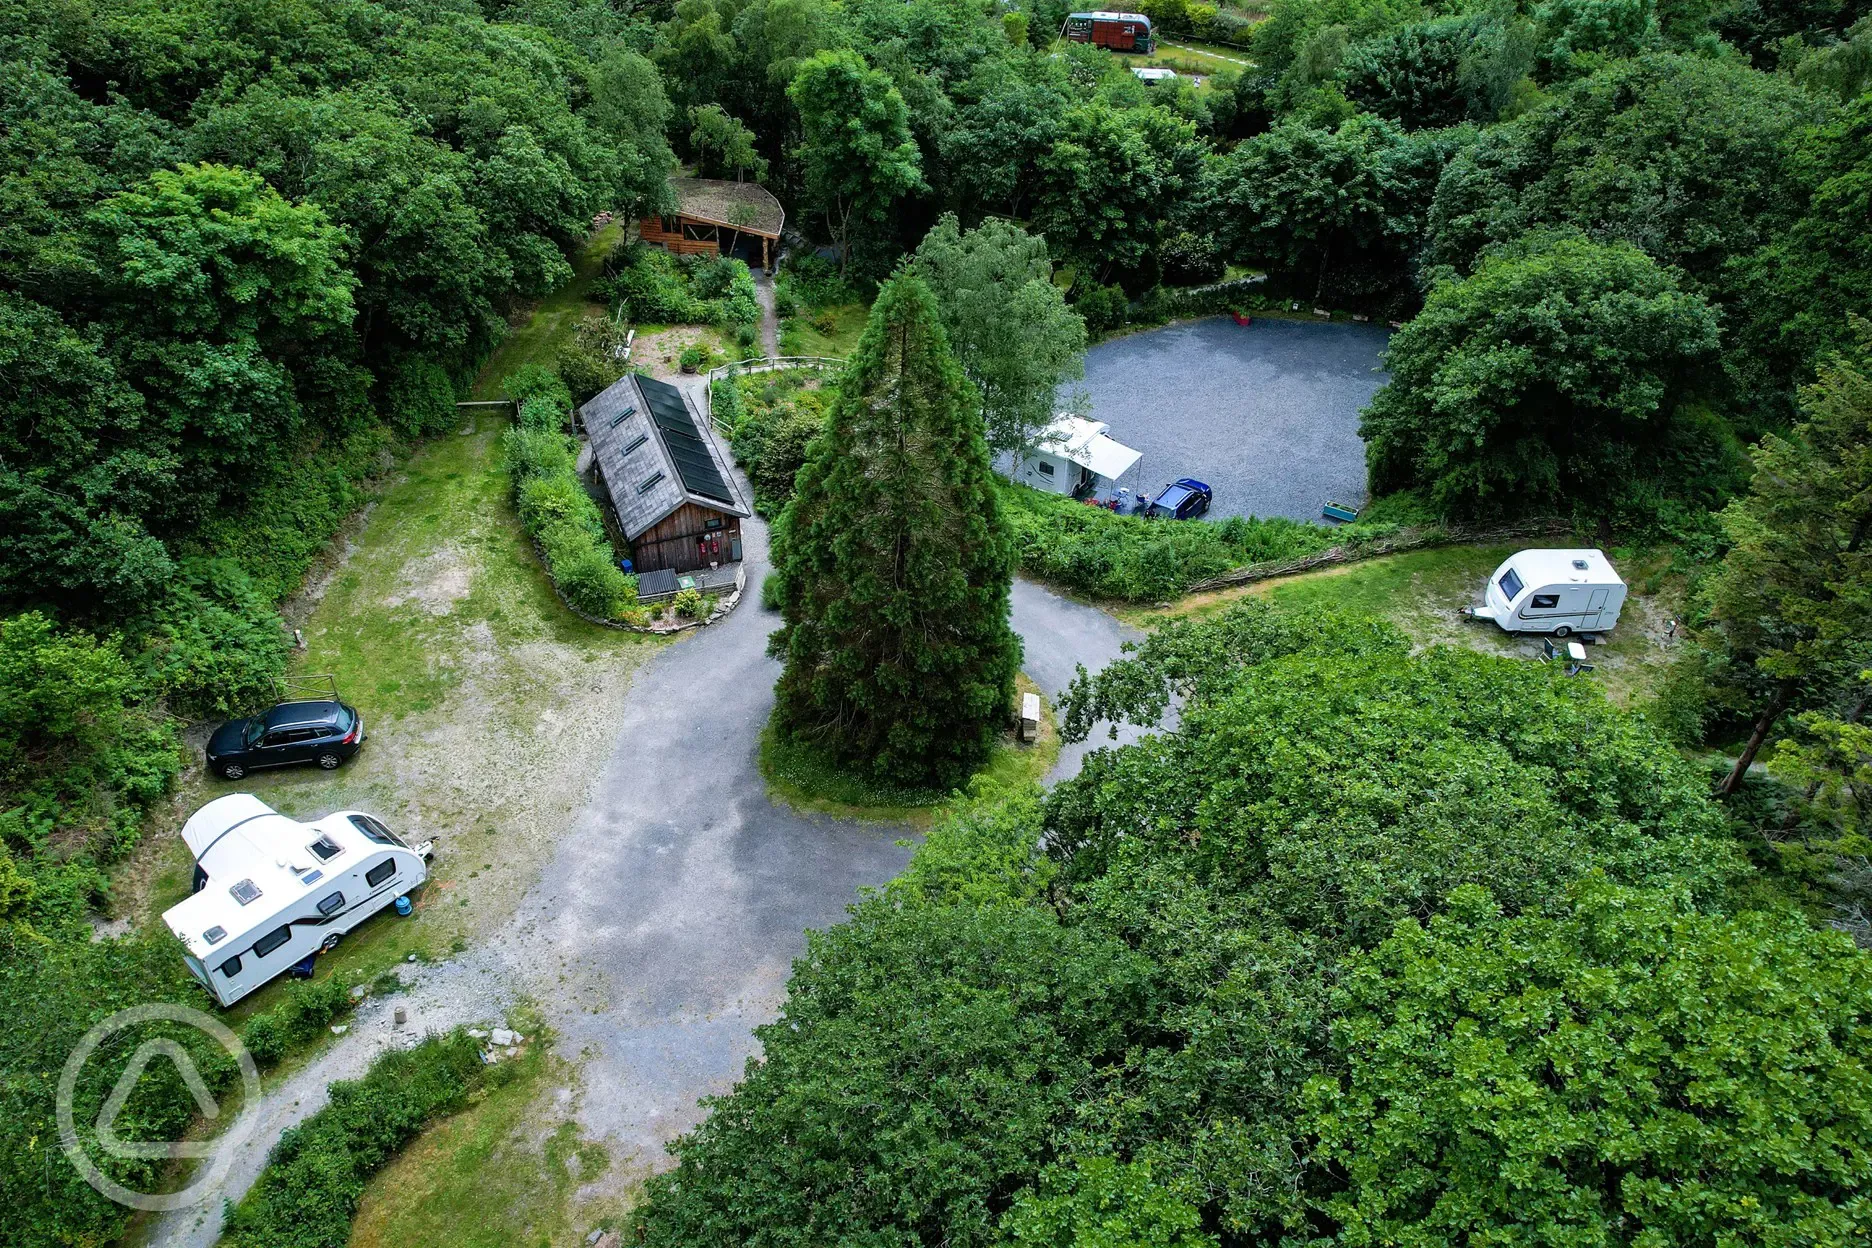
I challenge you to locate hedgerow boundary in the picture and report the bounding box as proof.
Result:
[1186,520,1577,594]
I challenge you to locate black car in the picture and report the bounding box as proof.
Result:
[206,700,365,780]
[1145,478,1214,520]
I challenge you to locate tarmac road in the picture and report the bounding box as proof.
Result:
[1074,315,1390,522]
[146,500,1143,1246]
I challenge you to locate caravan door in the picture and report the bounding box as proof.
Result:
[1585,587,1609,630]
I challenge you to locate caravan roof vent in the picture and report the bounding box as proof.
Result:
[1572,558,1589,569]
[229,878,262,905]
[202,926,227,945]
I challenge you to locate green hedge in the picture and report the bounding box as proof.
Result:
[501,385,637,620]
[221,1029,488,1248]
[600,248,760,327]
[1000,483,1392,602]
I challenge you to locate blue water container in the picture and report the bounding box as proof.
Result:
[394,895,413,917]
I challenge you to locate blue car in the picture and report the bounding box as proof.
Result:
[1146,478,1213,520]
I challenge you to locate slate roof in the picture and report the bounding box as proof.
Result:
[580,374,750,541]
[667,177,785,237]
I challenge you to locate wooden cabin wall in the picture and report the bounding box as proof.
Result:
[637,215,719,256]
[630,501,743,573]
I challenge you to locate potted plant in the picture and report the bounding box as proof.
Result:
[679,344,705,373]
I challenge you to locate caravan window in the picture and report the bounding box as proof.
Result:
[366,859,396,888]
[252,925,292,959]
[218,954,242,977]
[1531,594,1560,609]
[316,891,346,917]
[1498,568,1525,599]
[349,815,405,848]
[1037,461,1056,476]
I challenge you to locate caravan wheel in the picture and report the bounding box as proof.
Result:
[1552,625,1573,638]
[319,932,342,954]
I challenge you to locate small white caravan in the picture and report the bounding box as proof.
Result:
[1015,414,1144,499]
[1467,548,1627,637]
[162,795,433,1007]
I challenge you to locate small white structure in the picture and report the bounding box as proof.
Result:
[163,795,433,1007]
[1014,414,1144,499]
[1131,66,1179,82]
[1467,548,1627,637]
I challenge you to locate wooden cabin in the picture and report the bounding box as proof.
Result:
[579,373,752,575]
[638,177,786,273]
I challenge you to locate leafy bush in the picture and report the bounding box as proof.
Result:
[723,371,832,514]
[1159,230,1225,286]
[672,587,704,618]
[500,420,635,620]
[1000,483,1390,601]
[1071,282,1129,335]
[500,363,572,412]
[376,354,460,436]
[601,249,760,327]
[222,1029,488,1248]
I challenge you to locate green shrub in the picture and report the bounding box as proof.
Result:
[502,425,576,482]
[999,484,1392,601]
[679,344,706,372]
[555,545,631,617]
[516,394,564,431]
[673,587,704,618]
[501,363,572,412]
[241,1012,287,1064]
[1071,283,1129,336]
[376,354,459,436]
[222,1029,487,1248]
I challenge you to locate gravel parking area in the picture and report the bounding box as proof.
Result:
[1072,316,1391,521]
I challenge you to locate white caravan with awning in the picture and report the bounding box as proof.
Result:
[1466,548,1627,637]
[163,795,433,1007]
[1014,414,1144,498]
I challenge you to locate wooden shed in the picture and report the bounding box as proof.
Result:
[637,177,786,272]
[580,373,752,575]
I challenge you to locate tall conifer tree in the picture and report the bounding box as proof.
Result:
[768,275,1020,787]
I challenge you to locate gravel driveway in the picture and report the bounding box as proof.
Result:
[147,486,1142,1245]
[1073,316,1391,521]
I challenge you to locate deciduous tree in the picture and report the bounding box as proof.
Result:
[788,50,925,277]
[910,213,1086,455]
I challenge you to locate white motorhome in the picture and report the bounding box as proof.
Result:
[162,795,433,1007]
[1467,548,1627,637]
[1014,414,1144,499]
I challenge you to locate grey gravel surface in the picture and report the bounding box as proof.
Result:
[147,470,1143,1244]
[1072,316,1391,521]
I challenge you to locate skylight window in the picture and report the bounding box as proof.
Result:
[229,878,262,905]
[203,926,227,945]
[309,834,342,862]
[609,404,637,429]
[624,433,648,455]
[637,472,666,494]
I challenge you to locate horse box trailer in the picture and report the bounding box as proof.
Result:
[1062,11,1155,52]
[163,795,433,1007]
[1466,548,1627,637]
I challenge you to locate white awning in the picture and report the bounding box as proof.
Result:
[1037,414,1142,484]
[1079,432,1142,482]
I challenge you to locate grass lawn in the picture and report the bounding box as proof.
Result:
[1123,542,1688,707]
[469,222,623,400]
[348,1009,625,1248]
[779,302,867,357]
[761,674,1062,826]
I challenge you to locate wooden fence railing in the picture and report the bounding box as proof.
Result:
[703,355,846,433]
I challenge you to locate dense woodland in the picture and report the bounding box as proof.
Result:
[3,0,1872,1241]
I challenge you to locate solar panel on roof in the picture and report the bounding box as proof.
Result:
[637,376,736,504]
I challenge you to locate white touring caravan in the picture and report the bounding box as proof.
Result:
[1014,414,1144,500]
[163,795,433,1007]
[1466,548,1627,637]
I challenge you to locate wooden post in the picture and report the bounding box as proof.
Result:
[761,236,770,272]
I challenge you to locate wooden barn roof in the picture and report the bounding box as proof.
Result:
[580,373,750,541]
[666,177,785,238]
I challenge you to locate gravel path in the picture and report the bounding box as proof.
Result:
[146,480,1140,1243]
[753,270,780,357]
[1073,316,1391,522]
